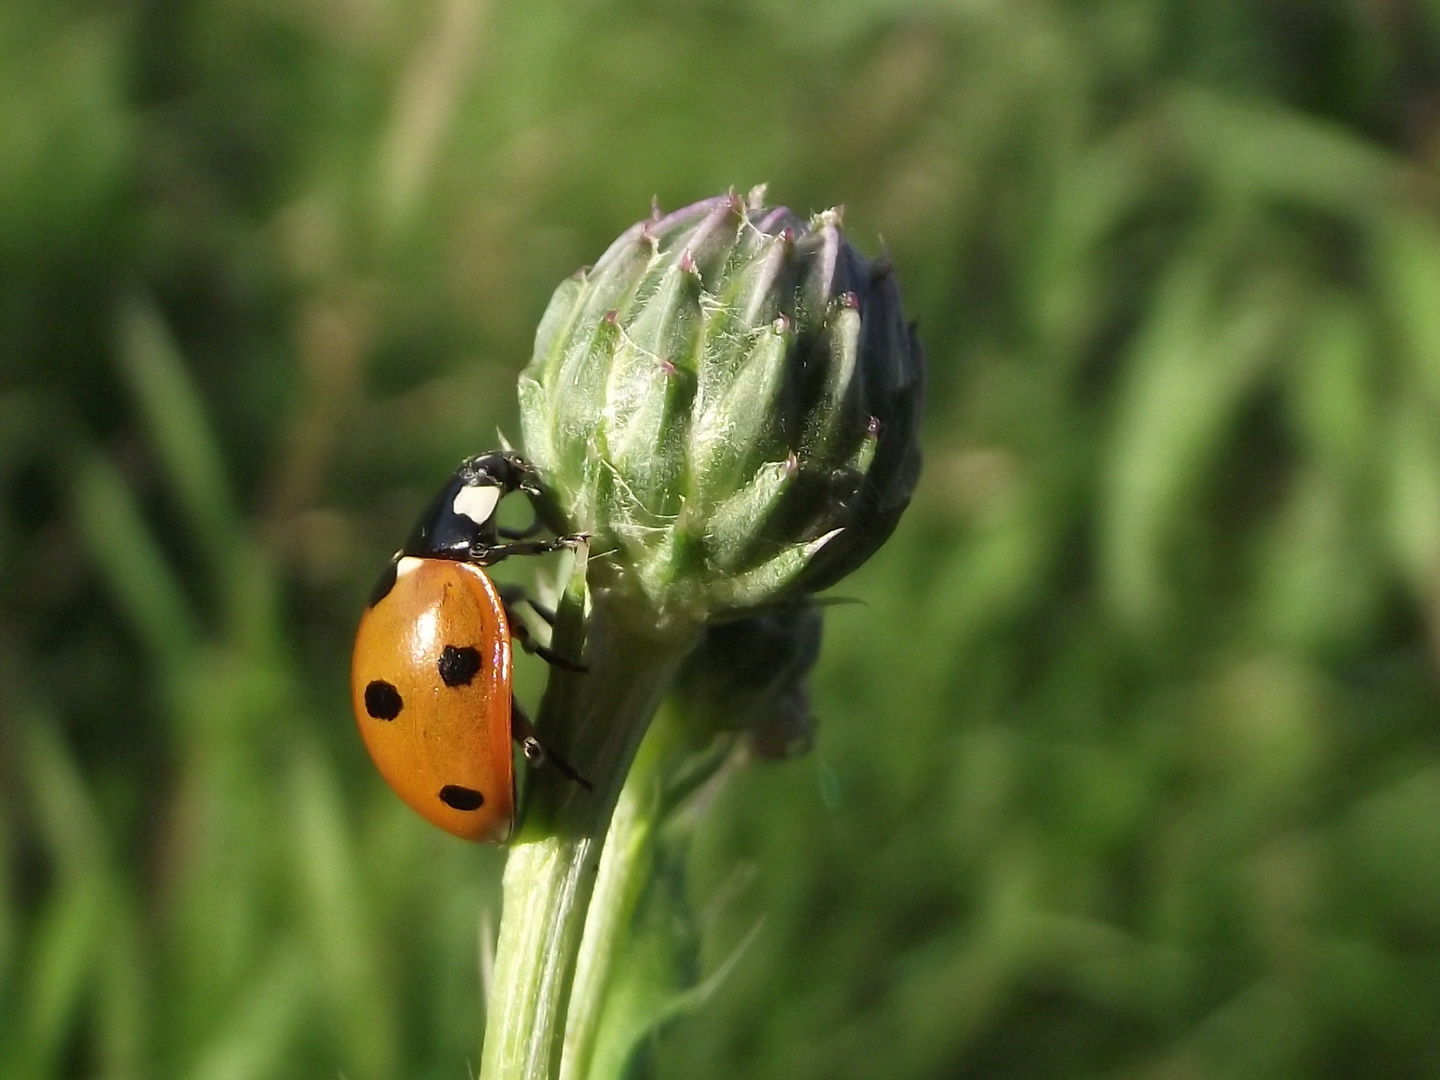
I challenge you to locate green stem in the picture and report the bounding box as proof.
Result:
[559,704,683,1080]
[479,601,698,1080]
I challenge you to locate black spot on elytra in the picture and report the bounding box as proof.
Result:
[438,645,482,687]
[364,680,403,720]
[439,785,484,811]
[367,557,400,607]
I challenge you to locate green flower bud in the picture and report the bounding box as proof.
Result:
[674,605,824,759]
[519,189,924,628]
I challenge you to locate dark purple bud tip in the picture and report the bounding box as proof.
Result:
[772,315,791,335]
[839,292,860,310]
[680,250,699,275]
[660,358,677,377]
[603,310,619,324]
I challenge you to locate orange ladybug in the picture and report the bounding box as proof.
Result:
[351,451,587,842]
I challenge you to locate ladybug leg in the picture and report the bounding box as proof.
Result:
[520,596,556,627]
[512,614,588,673]
[512,701,592,791]
[479,534,589,563]
[496,584,556,626]
[499,585,586,672]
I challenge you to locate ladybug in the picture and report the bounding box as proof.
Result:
[351,451,588,842]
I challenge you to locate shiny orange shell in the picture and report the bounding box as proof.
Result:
[351,557,515,841]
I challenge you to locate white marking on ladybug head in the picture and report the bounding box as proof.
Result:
[453,484,501,527]
[396,556,425,579]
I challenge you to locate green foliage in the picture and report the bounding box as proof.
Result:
[4,1,1440,1077]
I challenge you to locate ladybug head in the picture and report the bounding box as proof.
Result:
[402,454,518,560]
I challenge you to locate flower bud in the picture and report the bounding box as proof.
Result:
[519,189,923,627]
[673,606,823,759]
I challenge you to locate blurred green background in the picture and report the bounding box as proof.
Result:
[5,1,1440,1077]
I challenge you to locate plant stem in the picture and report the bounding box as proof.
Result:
[478,600,698,1080]
[558,702,684,1080]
